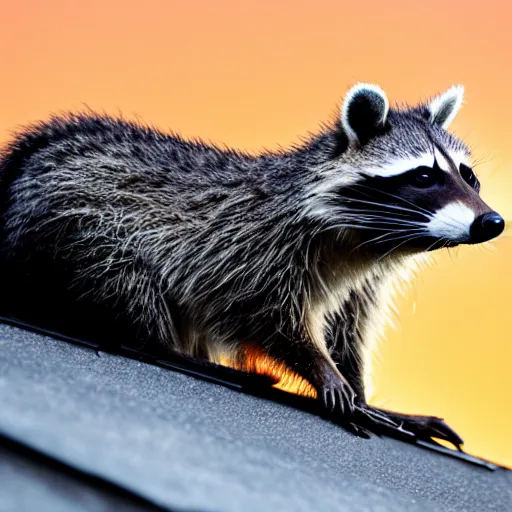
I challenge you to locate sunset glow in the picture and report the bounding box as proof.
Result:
[1,0,510,467]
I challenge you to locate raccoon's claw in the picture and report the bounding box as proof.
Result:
[415,416,463,448]
[351,405,417,443]
[320,376,356,419]
[356,405,402,429]
[343,421,372,439]
[358,406,464,450]
[375,408,464,449]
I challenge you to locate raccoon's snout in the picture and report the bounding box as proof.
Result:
[469,212,505,243]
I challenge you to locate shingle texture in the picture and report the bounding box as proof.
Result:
[0,323,510,512]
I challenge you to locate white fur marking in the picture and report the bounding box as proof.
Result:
[364,154,434,178]
[434,147,471,174]
[448,149,471,170]
[427,202,475,240]
[434,147,452,173]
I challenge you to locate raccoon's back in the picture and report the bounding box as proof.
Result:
[0,113,296,346]
[1,113,256,222]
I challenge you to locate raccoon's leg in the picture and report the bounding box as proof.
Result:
[81,261,182,354]
[52,254,181,354]
[327,282,464,448]
[326,287,372,405]
[260,324,357,421]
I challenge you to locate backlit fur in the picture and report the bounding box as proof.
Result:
[0,84,499,407]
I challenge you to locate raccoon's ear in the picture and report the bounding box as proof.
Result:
[424,85,464,129]
[340,83,389,147]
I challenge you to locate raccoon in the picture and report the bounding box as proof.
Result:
[0,83,504,445]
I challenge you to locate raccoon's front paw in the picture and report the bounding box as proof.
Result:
[366,406,464,449]
[319,371,356,418]
[353,405,464,450]
[352,405,414,442]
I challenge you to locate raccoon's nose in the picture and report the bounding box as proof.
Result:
[469,212,505,243]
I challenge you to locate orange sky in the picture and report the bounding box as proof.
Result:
[1,0,511,467]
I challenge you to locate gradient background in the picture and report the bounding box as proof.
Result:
[1,0,511,467]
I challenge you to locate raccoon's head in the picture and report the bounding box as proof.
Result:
[306,83,505,257]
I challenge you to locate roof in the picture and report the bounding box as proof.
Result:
[1,322,511,512]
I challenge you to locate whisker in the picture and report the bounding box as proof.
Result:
[323,223,397,232]
[350,231,404,253]
[344,184,435,217]
[338,207,419,219]
[338,215,425,228]
[373,229,425,245]
[377,233,427,261]
[424,237,445,253]
[351,228,425,253]
[445,242,456,263]
[339,196,431,220]
[338,209,423,220]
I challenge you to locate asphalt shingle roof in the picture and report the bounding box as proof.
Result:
[1,323,511,512]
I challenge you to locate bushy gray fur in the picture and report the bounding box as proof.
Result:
[0,84,501,444]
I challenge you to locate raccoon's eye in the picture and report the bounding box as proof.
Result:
[409,167,438,188]
[460,163,479,189]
